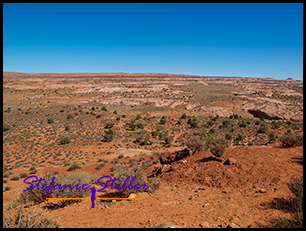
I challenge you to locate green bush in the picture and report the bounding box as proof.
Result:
[151,130,159,138]
[268,130,277,141]
[66,114,73,119]
[225,133,232,140]
[3,124,10,131]
[101,107,107,111]
[102,129,114,142]
[258,124,266,133]
[188,117,199,128]
[222,120,230,128]
[159,116,167,125]
[181,113,187,119]
[65,125,70,131]
[59,137,71,145]
[105,122,114,129]
[255,120,261,125]
[136,123,144,129]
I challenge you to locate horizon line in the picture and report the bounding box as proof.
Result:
[2,71,302,81]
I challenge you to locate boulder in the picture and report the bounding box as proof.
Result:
[159,149,189,164]
[223,158,237,165]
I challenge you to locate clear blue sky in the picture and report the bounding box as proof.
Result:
[3,3,303,80]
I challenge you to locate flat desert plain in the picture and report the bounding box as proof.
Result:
[3,72,303,228]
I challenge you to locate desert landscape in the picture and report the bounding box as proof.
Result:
[3,72,303,228]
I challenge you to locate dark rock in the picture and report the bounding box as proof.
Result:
[223,158,237,165]
[159,149,189,164]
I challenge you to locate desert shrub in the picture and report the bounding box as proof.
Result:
[222,120,230,128]
[210,137,230,157]
[225,133,232,140]
[3,162,8,174]
[151,130,159,138]
[185,136,206,155]
[29,169,37,174]
[4,171,13,178]
[164,136,173,147]
[11,174,21,181]
[136,123,144,129]
[209,128,215,134]
[19,172,29,178]
[159,116,167,125]
[118,154,124,159]
[279,133,303,148]
[135,114,141,120]
[51,170,59,175]
[188,117,199,128]
[235,134,243,142]
[111,158,119,164]
[207,120,214,126]
[275,176,303,228]
[4,186,11,191]
[136,134,151,145]
[111,165,153,197]
[152,159,159,164]
[141,159,153,170]
[105,122,114,129]
[116,116,120,121]
[97,163,106,170]
[268,130,277,141]
[122,114,126,118]
[3,124,10,131]
[3,205,61,228]
[68,161,83,171]
[258,124,266,133]
[29,166,36,171]
[181,113,187,119]
[101,106,107,111]
[3,178,8,183]
[102,129,114,142]
[255,120,261,125]
[239,122,247,127]
[65,125,70,131]
[59,136,71,145]
[47,118,54,124]
[287,176,303,199]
